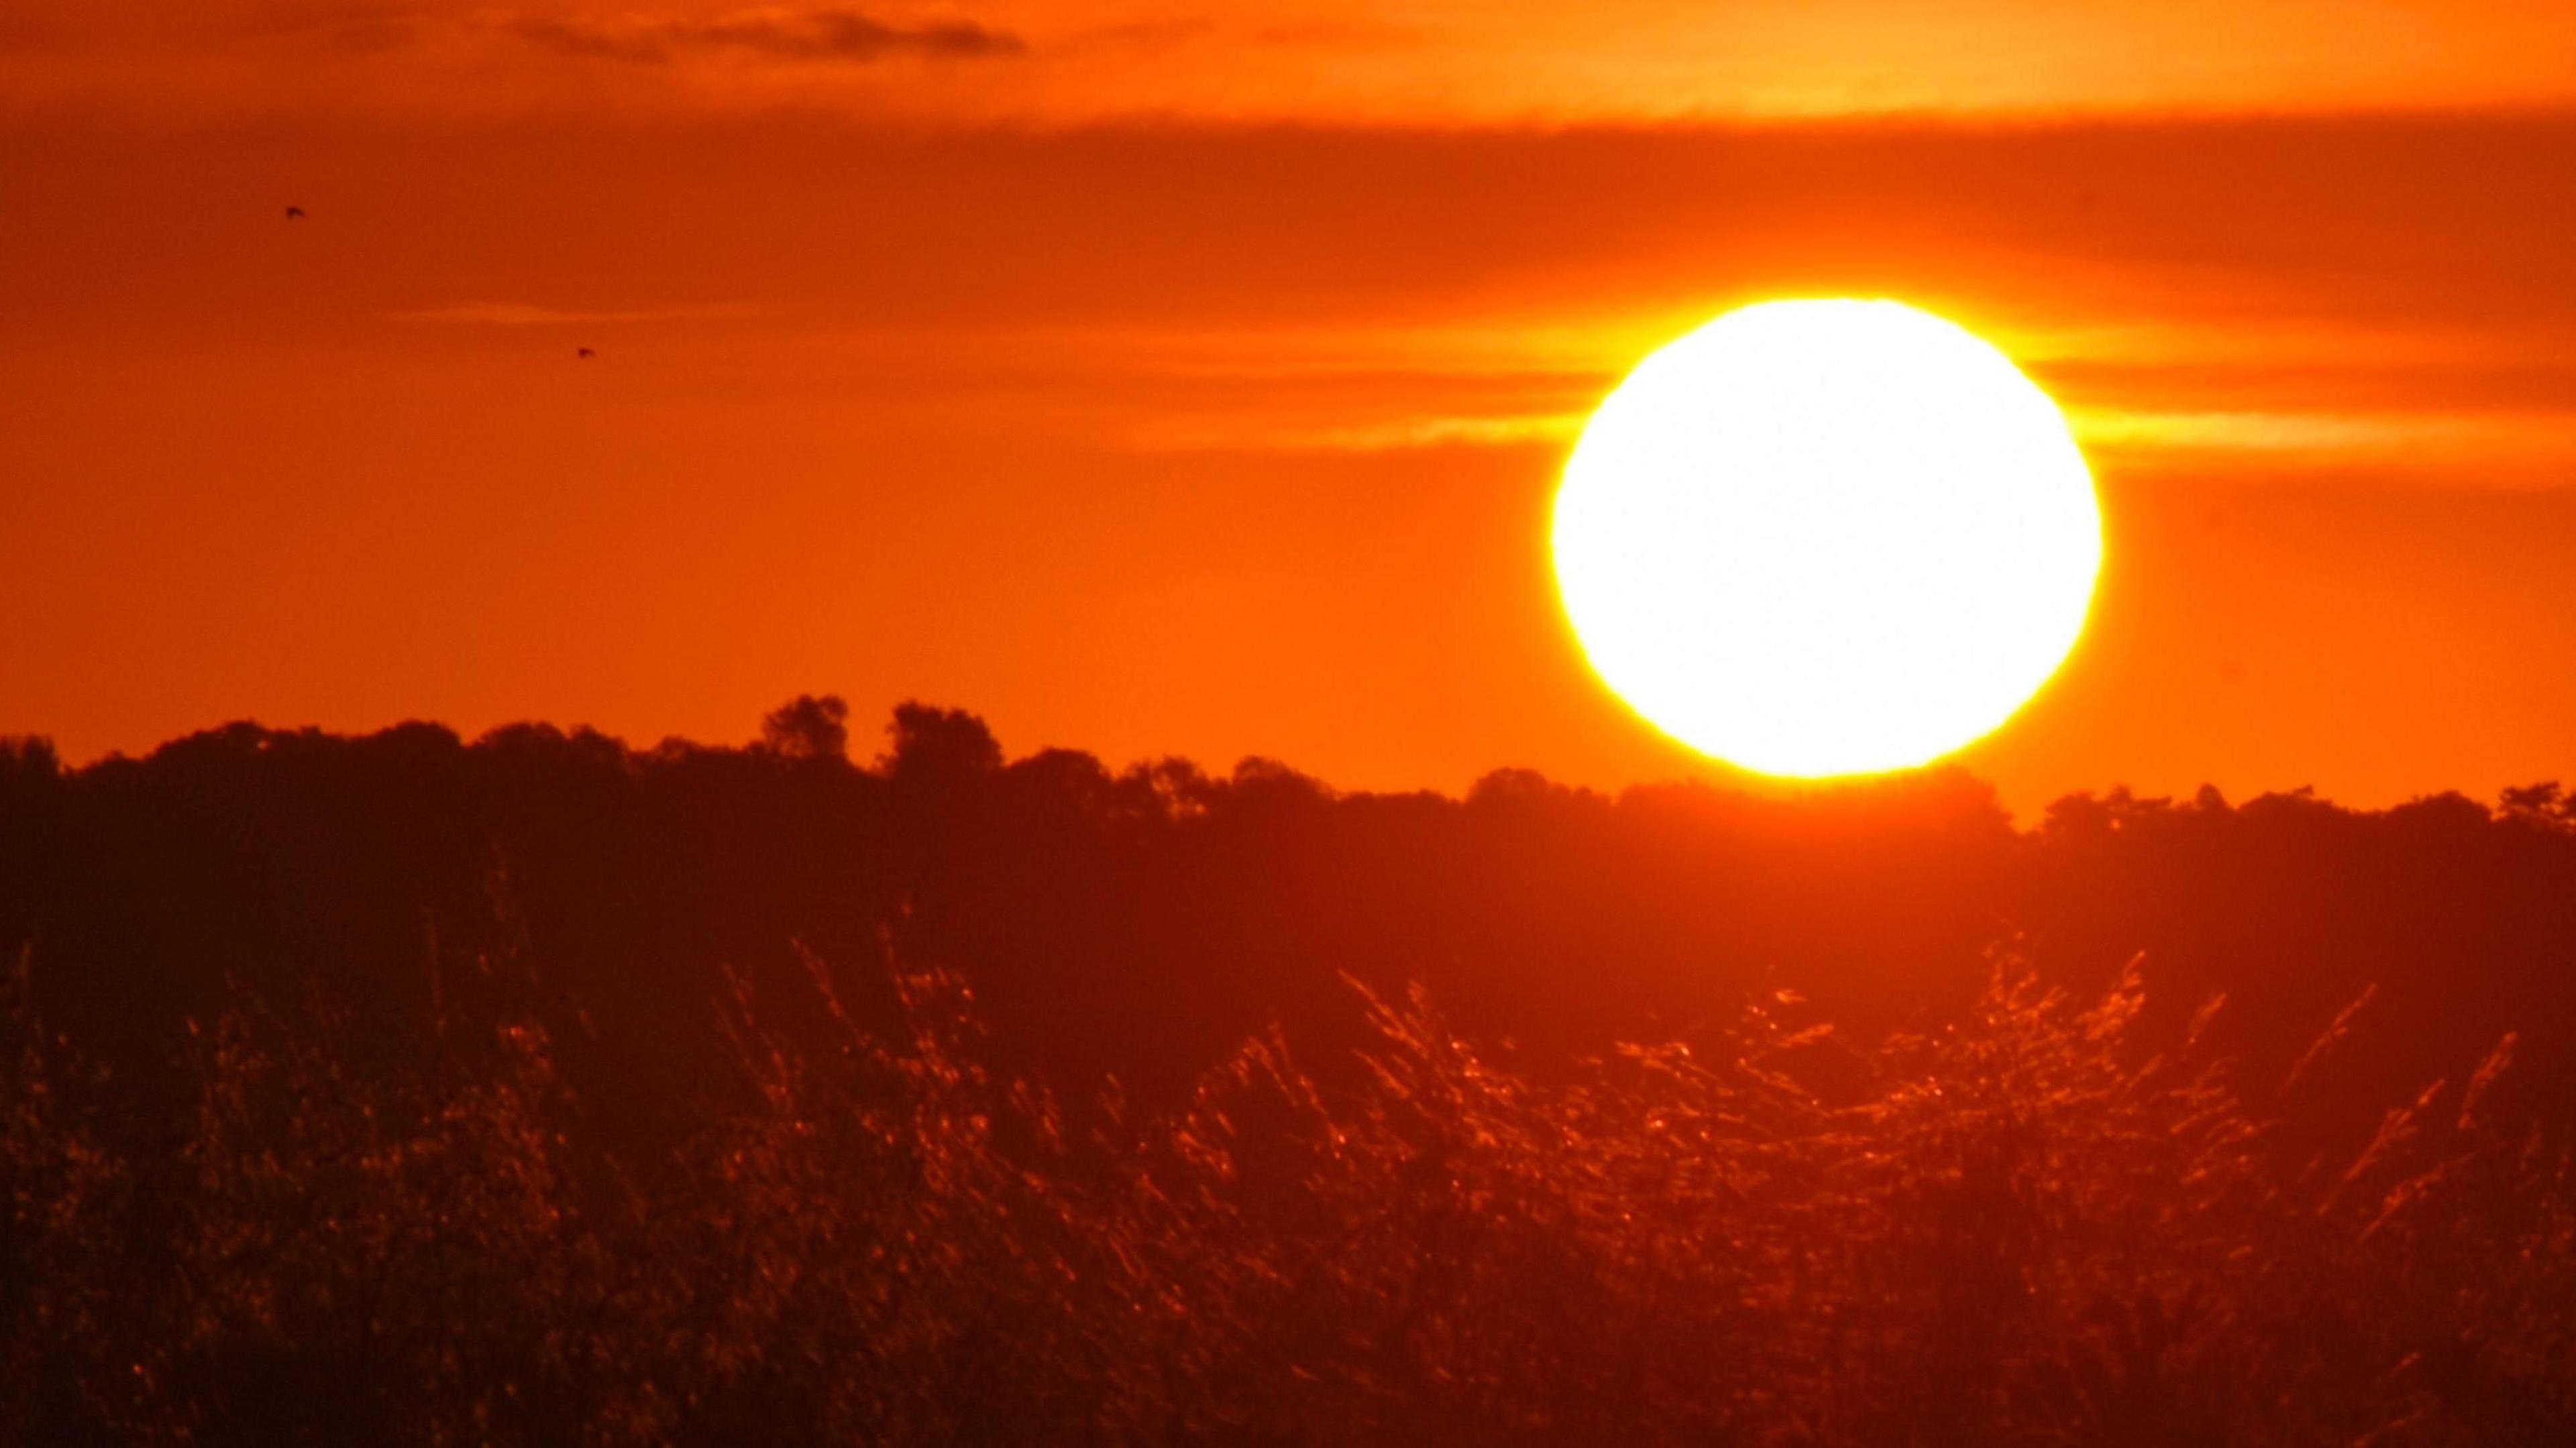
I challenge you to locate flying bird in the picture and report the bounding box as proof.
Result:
[576,347,596,360]
[284,206,305,221]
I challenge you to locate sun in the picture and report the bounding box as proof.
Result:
[1552,299,2102,779]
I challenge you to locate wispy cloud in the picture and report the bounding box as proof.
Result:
[233,5,424,54]
[508,7,1026,65]
[2088,407,2576,449]
[1134,410,1585,455]
[394,300,744,325]
[1277,413,1586,452]
[2068,406,2576,484]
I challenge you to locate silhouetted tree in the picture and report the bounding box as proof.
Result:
[881,701,1002,783]
[759,694,851,762]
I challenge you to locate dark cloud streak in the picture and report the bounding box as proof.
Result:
[511,8,1027,65]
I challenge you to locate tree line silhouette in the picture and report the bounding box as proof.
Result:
[3,700,2573,1441]
[7,698,2571,1142]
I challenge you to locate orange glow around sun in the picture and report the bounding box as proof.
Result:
[1552,300,2104,778]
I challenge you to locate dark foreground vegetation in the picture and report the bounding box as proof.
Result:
[5,700,2576,1442]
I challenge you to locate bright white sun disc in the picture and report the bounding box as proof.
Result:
[1552,299,2102,777]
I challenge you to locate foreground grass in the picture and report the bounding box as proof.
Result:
[4,945,2568,1445]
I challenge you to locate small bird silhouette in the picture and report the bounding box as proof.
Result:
[284,206,305,221]
[576,347,596,360]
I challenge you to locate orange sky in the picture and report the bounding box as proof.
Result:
[6,5,2576,813]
